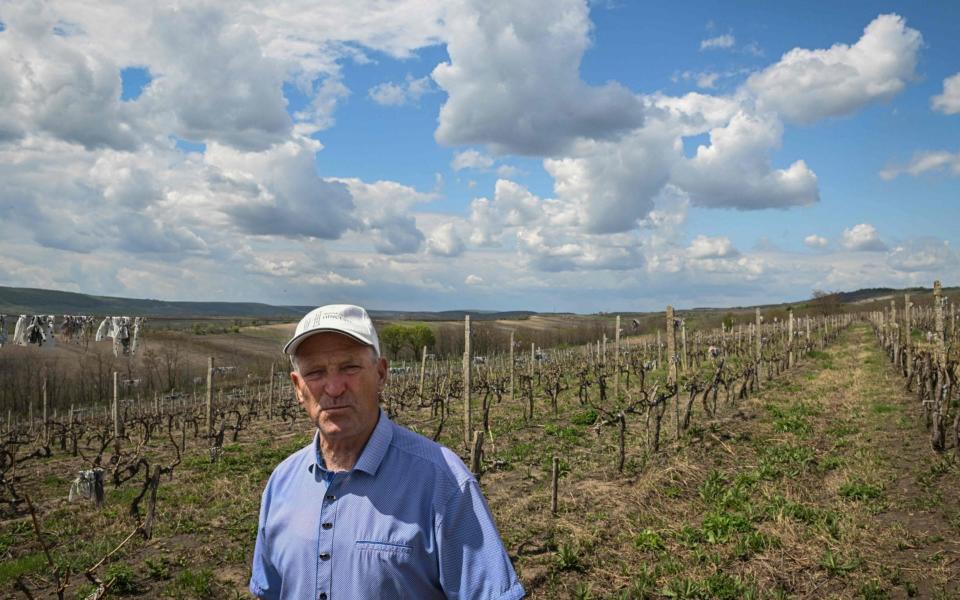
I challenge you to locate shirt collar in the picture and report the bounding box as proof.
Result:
[311,409,393,476]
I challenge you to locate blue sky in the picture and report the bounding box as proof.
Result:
[0,1,958,312]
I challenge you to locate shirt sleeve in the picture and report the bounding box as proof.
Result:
[249,484,282,600]
[436,478,525,600]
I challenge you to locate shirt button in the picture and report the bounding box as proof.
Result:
[322,522,333,530]
[325,494,335,501]
[319,552,331,560]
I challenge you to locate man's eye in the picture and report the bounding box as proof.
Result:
[304,371,325,380]
[344,365,361,373]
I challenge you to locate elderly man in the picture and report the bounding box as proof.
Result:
[250,304,525,600]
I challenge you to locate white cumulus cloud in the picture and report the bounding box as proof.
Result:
[700,34,735,50]
[427,222,466,257]
[932,73,960,114]
[432,0,643,155]
[687,235,738,259]
[804,234,828,248]
[879,151,960,180]
[747,14,921,123]
[369,74,433,106]
[841,223,886,251]
[451,149,495,171]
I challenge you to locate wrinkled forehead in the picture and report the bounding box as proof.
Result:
[294,331,377,363]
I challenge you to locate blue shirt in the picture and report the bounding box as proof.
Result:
[250,410,525,600]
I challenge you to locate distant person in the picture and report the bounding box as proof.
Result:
[250,304,525,600]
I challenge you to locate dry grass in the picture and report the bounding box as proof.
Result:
[3,324,959,599]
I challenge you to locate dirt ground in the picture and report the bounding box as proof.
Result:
[2,323,959,599]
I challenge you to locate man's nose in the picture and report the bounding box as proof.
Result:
[323,372,348,397]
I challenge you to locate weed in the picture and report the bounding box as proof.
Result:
[859,579,889,599]
[820,549,861,576]
[701,511,752,544]
[703,573,755,600]
[870,402,896,415]
[839,481,883,501]
[105,562,139,595]
[661,577,702,599]
[145,557,171,580]
[571,409,598,426]
[633,529,665,552]
[735,531,779,559]
[554,543,586,572]
[166,568,216,599]
[617,566,657,599]
[572,581,593,600]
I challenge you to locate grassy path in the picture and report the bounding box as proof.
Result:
[508,323,960,599]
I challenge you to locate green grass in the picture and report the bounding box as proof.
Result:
[0,552,46,586]
[839,481,883,502]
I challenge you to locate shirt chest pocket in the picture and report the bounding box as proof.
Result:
[356,540,415,555]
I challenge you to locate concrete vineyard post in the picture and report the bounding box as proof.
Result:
[418,345,428,401]
[463,315,472,447]
[206,357,214,437]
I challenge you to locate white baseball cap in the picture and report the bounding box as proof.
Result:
[284,304,381,356]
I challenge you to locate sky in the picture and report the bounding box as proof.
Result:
[0,1,958,313]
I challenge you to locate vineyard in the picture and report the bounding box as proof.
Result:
[1,284,959,599]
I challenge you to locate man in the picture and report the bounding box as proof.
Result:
[250,304,525,600]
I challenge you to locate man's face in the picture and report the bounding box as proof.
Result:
[290,332,388,445]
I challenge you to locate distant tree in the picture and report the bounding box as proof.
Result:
[722,313,735,330]
[379,324,410,359]
[407,324,435,355]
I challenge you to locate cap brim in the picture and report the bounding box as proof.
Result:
[283,328,375,355]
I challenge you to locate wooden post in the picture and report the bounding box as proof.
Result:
[463,316,472,447]
[656,329,661,366]
[530,342,535,377]
[112,371,120,439]
[267,362,275,419]
[206,357,214,437]
[469,430,484,477]
[418,345,428,401]
[788,310,794,368]
[905,294,913,379]
[680,319,687,373]
[509,331,515,404]
[41,372,48,447]
[614,315,621,400]
[934,281,946,368]
[551,456,559,515]
[666,306,678,439]
[755,308,762,386]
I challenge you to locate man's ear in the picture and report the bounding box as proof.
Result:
[377,356,388,391]
[290,370,305,406]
